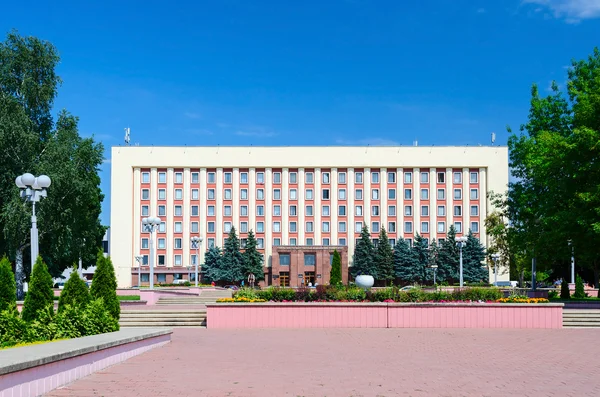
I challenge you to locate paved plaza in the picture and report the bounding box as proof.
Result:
[49,328,600,397]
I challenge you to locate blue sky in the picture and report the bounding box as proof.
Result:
[2,0,600,225]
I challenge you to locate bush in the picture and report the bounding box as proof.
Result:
[330,250,342,286]
[573,275,586,299]
[27,305,57,342]
[22,257,54,322]
[454,287,503,302]
[0,257,16,312]
[234,287,260,300]
[0,309,28,348]
[90,252,120,320]
[258,287,296,302]
[548,289,559,299]
[83,298,119,334]
[54,304,87,339]
[560,279,570,299]
[58,269,90,313]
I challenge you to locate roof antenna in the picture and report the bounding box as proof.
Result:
[124,127,131,146]
[491,132,496,146]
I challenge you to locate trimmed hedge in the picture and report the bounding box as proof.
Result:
[0,257,16,312]
[58,269,90,313]
[22,257,54,322]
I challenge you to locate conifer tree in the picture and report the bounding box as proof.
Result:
[351,224,376,278]
[22,256,54,321]
[574,275,586,298]
[394,237,419,284]
[330,249,343,286]
[90,251,119,320]
[437,225,460,283]
[376,227,394,285]
[411,234,429,283]
[243,230,264,281]
[221,227,245,283]
[58,267,90,312]
[202,246,223,282]
[462,231,488,283]
[0,256,16,312]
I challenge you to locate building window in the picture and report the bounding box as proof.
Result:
[174,189,182,200]
[257,172,265,184]
[322,172,330,184]
[338,205,346,216]
[274,189,281,200]
[158,238,166,249]
[258,238,265,249]
[355,222,362,232]
[388,222,396,232]
[339,238,347,246]
[141,238,149,249]
[157,205,165,216]
[279,272,290,287]
[355,189,363,200]
[454,206,462,216]
[404,222,413,233]
[273,172,281,184]
[174,172,183,184]
[158,255,165,266]
[191,172,199,183]
[240,205,248,216]
[191,189,199,200]
[273,222,281,232]
[142,172,150,183]
[142,189,150,200]
[438,222,445,233]
[175,222,182,233]
[304,253,316,266]
[240,189,248,200]
[372,189,379,200]
[306,222,314,232]
[404,189,412,200]
[322,206,330,216]
[274,238,281,246]
[322,189,330,200]
[191,222,199,233]
[306,189,313,200]
[322,222,330,232]
[454,189,462,200]
[257,189,264,200]
[289,172,297,183]
[388,172,396,183]
[189,205,198,216]
[471,222,479,233]
[453,172,462,184]
[405,205,413,216]
[421,222,429,233]
[240,222,248,232]
[191,254,198,266]
[224,206,232,216]
[420,172,429,183]
[305,172,314,183]
[207,238,215,248]
[274,205,281,216]
[141,205,149,216]
[290,189,297,200]
[158,189,166,200]
[470,172,478,183]
[208,222,215,233]
[159,222,166,233]
[290,222,297,232]
[207,172,216,183]
[388,205,396,216]
[174,205,182,216]
[306,205,313,216]
[454,222,462,233]
[224,222,232,233]
[207,189,215,200]
[224,189,232,200]
[421,189,429,200]
[158,172,166,183]
[437,189,445,200]
[470,189,479,200]
[254,222,263,233]
[388,189,396,200]
[421,205,429,216]
[280,254,291,266]
[470,205,479,216]
[356,205,363,216]
[372,206,379,216]
[257,206,264,216]
[306,238,314,246]
[339,222,347,232]
[338,189,346,200]
[290,205,297,216]
[338,172,346,184]
[174,238,182,249]
[207,206,215,216]
[322,238,330,246]
[240,172,248,184]
[438,205,446,216]
[372,222,380,233]
[437,172,445,183]
[404,172,412,183]
[355,172,363,184]
[371,172,379,183]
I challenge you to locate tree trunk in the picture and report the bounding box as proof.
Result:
[15,247,25,300]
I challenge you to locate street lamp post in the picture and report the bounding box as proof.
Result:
[15,173,51,269]
[568,240,575,284]
[455,236,468,288]
[431,264,438,285]
[190,236,203,287]
[134,255,143,288]
[491,253,500,287]
[142,216,161,290]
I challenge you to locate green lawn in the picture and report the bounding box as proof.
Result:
[118,295,140,301]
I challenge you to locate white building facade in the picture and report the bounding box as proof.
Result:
[110,146,509,287]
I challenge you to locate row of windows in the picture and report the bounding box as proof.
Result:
[143,171,481,185]
[142,203,480,218]
[142,187,480,202]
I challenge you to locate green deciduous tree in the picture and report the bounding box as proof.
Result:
[21,256,53,322]
[202,246,223,283]
[243,230,264,281]
[330,250,342,286]
[58,267,90,313]
[375,227,394,285]
[0,256,16,311]
[351,224,376,278]
[90,252,119,320]
[221,227,245,283]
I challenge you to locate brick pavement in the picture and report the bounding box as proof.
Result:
[48,328,600,397]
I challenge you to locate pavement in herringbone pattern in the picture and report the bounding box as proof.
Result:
[48,328,600,397]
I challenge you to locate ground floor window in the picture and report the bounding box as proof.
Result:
[280,272,289,287]
[157,274,166,283]
[141,274,149,282]
[173,273,183,280]
[304,271,315,286]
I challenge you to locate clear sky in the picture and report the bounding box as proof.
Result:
[1,0,599,226]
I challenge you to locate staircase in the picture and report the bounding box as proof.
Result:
[120,309,207,327]
[155,289,232,305]
[563,309,600,328]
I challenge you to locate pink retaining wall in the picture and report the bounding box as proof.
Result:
[0,334,170,397]
[206,303,563,329]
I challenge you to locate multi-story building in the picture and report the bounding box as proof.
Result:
[110,145,509,288]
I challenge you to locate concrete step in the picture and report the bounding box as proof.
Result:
[120,321,206,327]
[121,310,206,314]
[120,318,205,323]
[563,322,600,327]
[120,314,206,320]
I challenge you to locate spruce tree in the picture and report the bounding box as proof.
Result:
[351,224,376,278]
[202,246,223,282]
[243,230,264,281]
[58,267,90,312]
[411,234,429,283]
[462,231,488,283]
[0,256,16,312]
[22,256,54,322]
[330,249,343,286]
[427,239,440,284]
[90,251,120,320]
[437,225,459,284]
[221,227,245,283]
[560,278,570,299]
[376,227,394,285]
[574,275,586,298]
[393,237,420,284]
